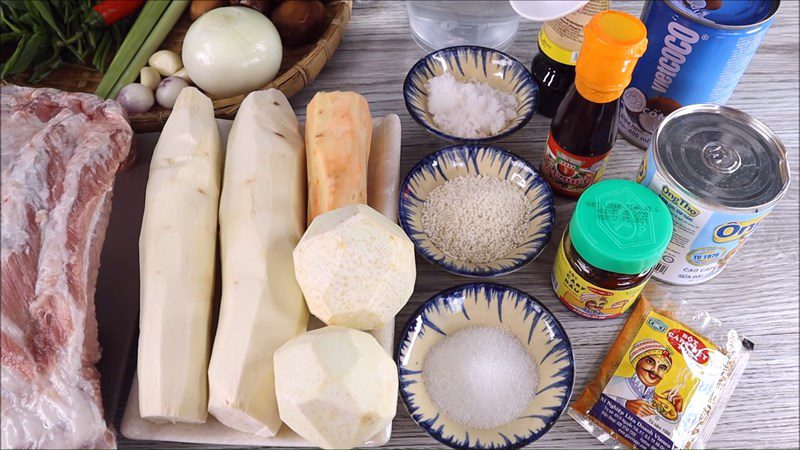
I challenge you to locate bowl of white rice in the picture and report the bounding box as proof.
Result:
[403,46,537,142]
[398,144,555,277]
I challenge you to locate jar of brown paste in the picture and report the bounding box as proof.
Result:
[551,180,672,319]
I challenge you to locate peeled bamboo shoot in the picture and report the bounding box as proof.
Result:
[305,91,372,225]
[207,89,309,436]
[137,87,221,424]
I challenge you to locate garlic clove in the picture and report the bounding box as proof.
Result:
[148,50,184,77]
[173,67,193,84]
[140,66,162,91]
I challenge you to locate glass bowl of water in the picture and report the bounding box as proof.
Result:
[406,1,520,52]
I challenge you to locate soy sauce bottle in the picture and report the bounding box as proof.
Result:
[531,0,609,117]
[539,10,647,197]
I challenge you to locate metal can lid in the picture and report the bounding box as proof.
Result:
[653,104,790,212]
[667,0,778,28]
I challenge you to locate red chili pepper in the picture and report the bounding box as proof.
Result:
[90,0,146,26]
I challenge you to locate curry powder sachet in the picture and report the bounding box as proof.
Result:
[570,296,753,449]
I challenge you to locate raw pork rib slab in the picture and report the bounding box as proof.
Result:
[1,85,132,449]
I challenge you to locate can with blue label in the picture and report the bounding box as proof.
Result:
[619,0,780,149]
[636,104,790,285]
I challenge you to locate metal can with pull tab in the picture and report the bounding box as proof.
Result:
[635,103,790,285]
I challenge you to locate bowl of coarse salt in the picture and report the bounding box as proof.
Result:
[399,144,555,277]
[396,283,575,450]
[404,45,537,142]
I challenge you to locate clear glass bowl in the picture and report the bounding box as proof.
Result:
[406,1,520,52]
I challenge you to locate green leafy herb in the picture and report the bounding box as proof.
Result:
[0,0,139,83]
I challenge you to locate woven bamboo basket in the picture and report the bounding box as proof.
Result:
[7,0,353,132]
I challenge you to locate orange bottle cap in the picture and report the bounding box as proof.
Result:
[575,10,648,103]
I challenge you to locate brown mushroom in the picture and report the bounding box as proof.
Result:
[269,0,327,47]
[229,0,273,15]
[190,0,227,21]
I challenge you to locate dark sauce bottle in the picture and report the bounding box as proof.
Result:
[539,10,647,197]
[531,50,575,118]
[531,0,609,118]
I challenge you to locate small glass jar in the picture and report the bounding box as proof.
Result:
[551,180,673,319]
[406,1,520,52]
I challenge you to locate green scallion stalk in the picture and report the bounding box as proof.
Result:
[107,0,189,100]
[95,0,171,99]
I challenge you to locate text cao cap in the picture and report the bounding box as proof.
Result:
[575,10,648,104]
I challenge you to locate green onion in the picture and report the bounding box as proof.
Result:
[95,0,172,99]
[107,0,189,100]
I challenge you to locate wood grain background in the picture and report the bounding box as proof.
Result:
[117,1,800,448]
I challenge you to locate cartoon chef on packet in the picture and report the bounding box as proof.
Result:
[605,339,683,419]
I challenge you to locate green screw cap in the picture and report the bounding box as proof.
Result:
[569,179,673,274]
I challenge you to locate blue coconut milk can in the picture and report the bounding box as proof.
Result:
[619,0,780,149]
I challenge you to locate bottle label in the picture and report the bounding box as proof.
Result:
[552,232,644,319]
[539,0,611,65]
[540,132,609,195]
[539,29,578,66]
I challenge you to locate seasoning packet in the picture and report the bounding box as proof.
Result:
[569,295,753,449]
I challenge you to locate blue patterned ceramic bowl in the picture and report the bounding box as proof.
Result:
[404,46,537,142]
[396,283,575,450]
[399,144,555,277]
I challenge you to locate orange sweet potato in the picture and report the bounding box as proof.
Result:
[305,91,372,225]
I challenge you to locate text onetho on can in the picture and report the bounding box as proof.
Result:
[636,104,790,285]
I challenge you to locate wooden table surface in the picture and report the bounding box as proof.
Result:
[117,1,800,448]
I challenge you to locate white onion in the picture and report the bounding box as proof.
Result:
[156,77,190,109]
[182,6,282,98]
[117,83,155,114]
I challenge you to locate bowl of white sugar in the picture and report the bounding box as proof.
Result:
[404,46,537,142]
[399,144,555,277]
[396,283,575,450]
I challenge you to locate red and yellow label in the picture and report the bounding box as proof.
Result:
[552,233,644,319]
[589,310,723,448]
[540,133,608,196]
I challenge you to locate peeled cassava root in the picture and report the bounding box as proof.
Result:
[207,89,309,436]
[137,87,221,424]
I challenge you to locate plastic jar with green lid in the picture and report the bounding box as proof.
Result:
[552,179,673,319]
